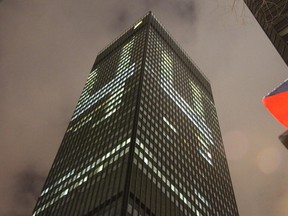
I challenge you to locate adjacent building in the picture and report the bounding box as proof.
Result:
[244,0,288,65]
[32,12,238,216]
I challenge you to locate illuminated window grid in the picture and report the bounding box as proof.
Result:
[127,20,238,216]
[33,20,147,216]
[33,12,238,216]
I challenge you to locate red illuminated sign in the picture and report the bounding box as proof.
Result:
[263,79,288,128]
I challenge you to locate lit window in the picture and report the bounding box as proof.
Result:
[95,165,103,173]
[163,116,177,133]
[133,20,142,29]
[72,63,135,121]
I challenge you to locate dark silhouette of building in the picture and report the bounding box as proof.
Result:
[279,130,288,148]
[244,0,288,65]
[32,12,238,216]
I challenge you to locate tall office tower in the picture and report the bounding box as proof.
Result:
[244,0,288,65]
[32,12,238,216]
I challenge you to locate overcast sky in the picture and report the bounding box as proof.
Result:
[1,0,288,215]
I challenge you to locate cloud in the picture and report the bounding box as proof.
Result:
[2,167,46,216]
[13,167,46,205]
[173,0,197,22]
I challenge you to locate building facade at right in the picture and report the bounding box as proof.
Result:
[244,0,288,65]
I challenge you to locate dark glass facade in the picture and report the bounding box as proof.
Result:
[32,12,238,216]
[244,0,288,65]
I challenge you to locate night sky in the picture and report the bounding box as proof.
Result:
[1,0,288,215]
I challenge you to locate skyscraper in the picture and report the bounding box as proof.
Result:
[32,12,238,216]
[244,0,288,65]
